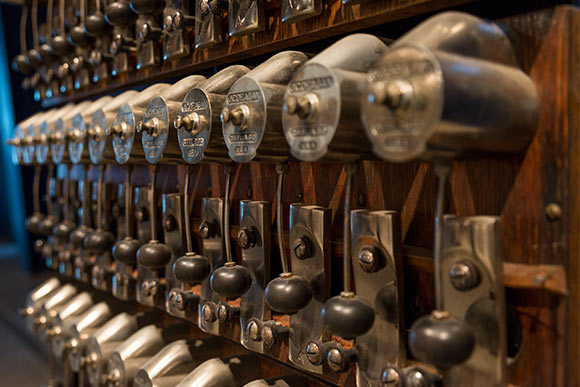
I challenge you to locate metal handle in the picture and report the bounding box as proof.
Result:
[183,165,193,253]
[81,164,90,226]
[223,164,233,263]
[149,164,159,240]
[433,162,451,310]
[20,5,29,54]
[342,163,356,293]
[63,164,71,221]
[276,163,289,273]
[32,165,41,214]
[97,164,105,229]
[124,165,134,237]
[32,0,39,48]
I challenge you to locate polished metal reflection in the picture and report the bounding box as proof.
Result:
[175,355,261,387]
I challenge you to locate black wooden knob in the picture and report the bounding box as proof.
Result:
[322,292,375,339]
[12,54,32,74]
[408,310,476,370]
[70,226,93,249]
[69,25,95,47]
[40,216,59,236]
[210,262,252,299]
[173,252,210,284]
[105,1,138,26]
[113,237,140,265]
[137,240,171,270]
[85,229,115,255]
[265,273,313,314]
[54,220,76,243]
[38,43,59,64]
[51,35,75,57]
[85,13,111,37]
[26,212,45,234]
[130,0,164,15]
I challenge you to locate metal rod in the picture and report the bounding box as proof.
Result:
[343,163,355,293]
[433,161,451,311]
[63,164,71,221]
[81,164,90,226]
[276,163,289,274]
[32,0,39,48]
[97,164,105,230]
[59,0,66,35]
[124,164,133,237]
[20,5,29,54]
[149,164,159,241]
[47,0,54,39]
[183,165,193,253]
[32,165,41,214]
[223,164,233,263]
[80,0,86,24]
[46,165,54,216]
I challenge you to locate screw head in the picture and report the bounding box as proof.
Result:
[545,203,562,221]
[261,325,275,348]
[238,228,256,249]
[136,208,147,222]
[163,215,176,232]
[449,260,479,291]
[292,236,312,259]
[163,15,174,31]
[202,302,216,322]
[199,221,214,239]
[405,369,428,387]
[248,320,260,341]
[358,246,381,273]
[327,348,348,372]
[217,303,231,322]
[306,342,321,365]
[381,366,402,386]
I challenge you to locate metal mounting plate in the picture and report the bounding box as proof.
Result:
[228,0,264,37]
[163,193,187,317]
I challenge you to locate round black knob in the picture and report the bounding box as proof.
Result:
[105,1,138,26]
[51,35,75,57]
[173,252,210,284]
[40,216,59,236]
[321,292,375,339]
[54,220,76,243]
[265,273,313,314]
[26,212,46,234]
[85,13,111,37]
[70,226,93,249]
[137,240,171,270]
[38,43,59,64]
[12,54,32,74]
[85,229,115,255]
[130,0,164,15]
[408,310,476,370]
[113,237,141,265]
[210,262,252,299]
[69,25,95,47]
[27,49,43,68]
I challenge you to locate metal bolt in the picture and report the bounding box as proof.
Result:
[405,369,428,387]
[381,366,402,386]
[238,228,255,249]
[358,246,380,273]
[34,239,45,253]
[292,236,312,259]
[261,325,275,348]
[199,221,213,239]
[217,303,232,322]
[545,203,562,221]
[449,260,479,291]
[202,303,216,322]
[306,342,321,365]
[327,348,347,372]
[136,208,147,222]
[248,321,260,341]
[163,15,174,31]
[163,215,176,232]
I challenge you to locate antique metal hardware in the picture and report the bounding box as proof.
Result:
[360,12,539,162]
[112,83,170,164]
[194,0,227,48]
[222,51,308,163]
[161,192,186,314]
[243,375,306,387]
[72,169,96,283]
[162,0,193,60]
[140,75,206,164]
[238,200,271,353]
[133,338,221,387]
[50,101,94,164]
[176,65,249,164]
[287,203,331,373]
[105,0,138,76]
[175,355,262,387]
[28,284,78,333]
[350,209,405,385]
[136,166,172,308]
[228,0,264,37]
[44,292,95,351]
[198,197,225,335]
[20,277,61,321]
[281,0,322,23]
[135,16,162,70]
[282,34,388,162]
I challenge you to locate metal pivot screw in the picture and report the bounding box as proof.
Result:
[141,280,158,297]
[306,341,322,365]
[405,369,429,387]
[199,221,215,239]
[545,203,562,221]
[172,11,195,29]
[358,245,382,273]
[327,347,349,372]
[261,322,287,348]
[248,320,261,342]
[284,93,319,120]
[136,208,148,222]
[163,15,174,32]
[368,80,414,111]
[202,302,217,322]
[238,227,256,249]
[292,236,312,259]
[163,215,176,232]
[449,260,480,291]
[381,366,402,387]
[221,105,249,129]
[217,303,238,323]
[169,289,185,311]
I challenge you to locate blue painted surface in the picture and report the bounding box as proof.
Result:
[0,6,31,268]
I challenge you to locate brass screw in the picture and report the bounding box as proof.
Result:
[545,203,562,221]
